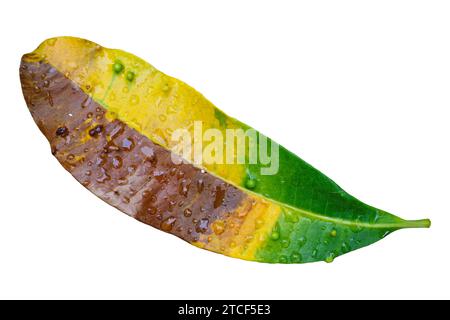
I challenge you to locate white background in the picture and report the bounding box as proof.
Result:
[1,0,449,299]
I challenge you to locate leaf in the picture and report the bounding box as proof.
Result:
[19,37,430,264]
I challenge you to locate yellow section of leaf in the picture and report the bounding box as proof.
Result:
[31,36,246,185]
[194,196,282,261]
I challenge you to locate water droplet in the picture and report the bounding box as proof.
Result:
[86,112,93,119]
[112,156,123,169]
[141,146,155,162]
[213,186,225,209]
[109,124,124,140]
[46,92,54,107]
[142,190,151,198]
[161,216,176,232]
[81,96,92,108]
[162,83,169,92]
[121,137,135,151]
[166,105,177,115]
[255,219,265,229]
[56,126,69,137]
[96,168,111,183]
[196,218,209,233]
[176,171,185,179]
[325,253,335,263]
[281,239,290,248]
[126,71,135,82]
[106,143,120,153]
[130,95,139,105]
[168,199,177,209]
[341,242,350,253]
[47,38,57,46]
[197,179,204,193]
[66,154,75,161]
[330,229,337,237]
[158,114,167,122]
[113,61,124,74]
[351,218,364,233]
[270,231,280,241]
[89,125,104,137]
[297,236,306,248]
[212,220,226,235]
[183,208,192,217]
[179,180,189,197]
[245,177,257,190]
[43,80,50,88]
[290,253,302,263]
[97,157,108,169]
[284,210,299,223]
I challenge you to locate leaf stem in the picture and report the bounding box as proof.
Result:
[401,219,431,229]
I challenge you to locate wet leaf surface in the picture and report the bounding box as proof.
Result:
[19,37,430,263]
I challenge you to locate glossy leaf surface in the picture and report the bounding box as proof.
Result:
[19,37,430,263]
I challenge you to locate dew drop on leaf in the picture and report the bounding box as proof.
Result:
[325,253,335,263]
[212,220,226,235]
[161,216,176,232]
[270,231,280,241]
[196,218,209,234]
[291,253,302,263]
[112,156,123,169]
[183,208,192,217]
[121,137,135,151]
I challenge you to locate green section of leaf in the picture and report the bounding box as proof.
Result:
[256,207,429,263]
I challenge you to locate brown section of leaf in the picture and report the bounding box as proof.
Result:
[20,59,246,243]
